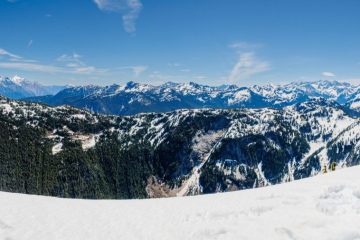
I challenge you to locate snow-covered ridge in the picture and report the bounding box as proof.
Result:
[23,79,360,116]
[0,75,67,99]
[0,96,105,154]
[1,95,360,198]
[0,166,359,240]
[76,79,360,103]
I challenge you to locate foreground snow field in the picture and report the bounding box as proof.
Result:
[1,167,360,240]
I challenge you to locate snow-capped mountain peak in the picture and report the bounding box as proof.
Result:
[0,75,68,99]
[11,75,27,85]
[21,79,360,116]
[0,75,30,86]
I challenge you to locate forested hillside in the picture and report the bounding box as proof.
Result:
[0,96,359,199]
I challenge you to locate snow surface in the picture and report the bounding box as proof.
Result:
[350,101,360,110]
[1,166,360,240]
[51,142,63,155]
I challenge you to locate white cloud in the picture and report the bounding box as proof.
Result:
[56,53,107,74]
[193,75,207,81]
[122,0,142,33]
[0,62,64,73]
[93,0,143,33]
[0,50,106,75]
[0,61,106,75]
[57,53,82,62]
[148,71,182,85]
[322,72,336,78]
[132,65,147,77]
[27,40,33,48]
[119,65,148,77]
[168,63,182,67]
[57,53,84,67]
[0,48,37,63]
[168,63,191,73]
[66,63,79,68]
[229,42,263,51]
[9,58,38,63]
[74,66,105,74]
[228,52,270,82]
[227,41,270,82]
[0,48,22,59]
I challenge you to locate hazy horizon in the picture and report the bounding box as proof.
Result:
[1,0,360,86]
[2,74,360,88]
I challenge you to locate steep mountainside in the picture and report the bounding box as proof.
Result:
[0,75,67,99]
[25,80,360,116]
[0,96,359,199]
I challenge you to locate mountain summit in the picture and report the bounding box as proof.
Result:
[0,75,67,99]
[25,80,360,116]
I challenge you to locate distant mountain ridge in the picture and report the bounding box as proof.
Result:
[25,79,360,115]
[0,75,68,99]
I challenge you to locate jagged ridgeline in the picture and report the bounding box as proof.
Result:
[23,80,360,116]
[0,96,359,199]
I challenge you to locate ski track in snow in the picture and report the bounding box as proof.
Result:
[1,166,360,240]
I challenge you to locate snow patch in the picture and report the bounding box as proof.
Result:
[52,143,63,155]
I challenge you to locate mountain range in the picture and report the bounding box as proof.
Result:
[0,75,67,99]
[0,95,359,199]
[24,79,360,115]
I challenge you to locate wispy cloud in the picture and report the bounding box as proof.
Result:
[132,65,147,77]
[0,61,105,75]
[0,48,106,75]
[57,53,107,74]
[74,66,104,74]
[27,40,33,48]
[120,65,148,77]
[322,71,336,77]
[148,71,184,85]
[229,41,263,51]
[0,48,22,60]
[0,48,63,73]
[57,53,84,67]
[168,63,182,67]
[93,0,143,33]
[228,52,270,82]
[0,62,64,73]
[227,41,270,82]
[193,75,207,81]
[123,0,142,33]
[168,63,192,73]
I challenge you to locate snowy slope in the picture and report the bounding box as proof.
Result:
[0,166,359,240]
[25,79,360,116]
[1,95,359,199]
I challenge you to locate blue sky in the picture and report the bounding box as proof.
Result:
[0,0,359,86]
